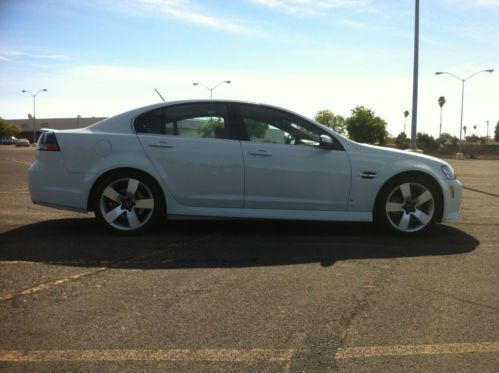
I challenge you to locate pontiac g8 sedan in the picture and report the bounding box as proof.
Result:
[29,100,462,235]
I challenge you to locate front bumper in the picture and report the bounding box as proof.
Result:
[441,179,462,221]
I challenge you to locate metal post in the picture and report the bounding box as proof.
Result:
[193,81,230,99]
[439,106,443,138]
[32,95,36,143]
[435,69,493,158]
[458,79,465,154]
[22,89,47,144]
[410,0,419,150]
[486,120,489,144]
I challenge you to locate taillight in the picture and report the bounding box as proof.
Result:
[37,132,60,151]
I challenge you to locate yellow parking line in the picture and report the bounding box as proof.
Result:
[335,341,499,359]
[0,268,106,301]
[0,236,210,302]
[0,349,297,362]
[0,157,32,166]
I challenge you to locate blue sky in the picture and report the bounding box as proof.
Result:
[1,0,498,138]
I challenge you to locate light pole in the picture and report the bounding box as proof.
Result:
[193,80,231,99]
[409,0,419,151]
[22,89,47,143]
[438,96,446,138]
[486,120,490,144]
[435,69,494,157]
[403,110,409,134]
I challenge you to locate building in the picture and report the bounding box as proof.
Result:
[7,117,107,142]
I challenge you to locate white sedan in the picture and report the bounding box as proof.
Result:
[29,100,462,235]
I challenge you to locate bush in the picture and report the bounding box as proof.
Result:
[0,118,21,137]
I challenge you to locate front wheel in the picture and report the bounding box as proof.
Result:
[93,171,165,234]
[374,176,441,235]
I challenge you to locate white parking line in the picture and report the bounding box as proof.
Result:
[335,341,499,359]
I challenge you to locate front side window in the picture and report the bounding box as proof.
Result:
[134,104,230,139]
[241,104,324,146]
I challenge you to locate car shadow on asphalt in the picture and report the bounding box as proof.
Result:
[0,218,479,269]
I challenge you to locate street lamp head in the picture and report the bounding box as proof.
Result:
[193,82,199,86]
[42,89,47,91]
[435,72,443,75]
[225,80,231,84]
[485,69,494,73]
[22,90,26,93]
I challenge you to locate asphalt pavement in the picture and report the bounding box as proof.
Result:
[0,146,497,372]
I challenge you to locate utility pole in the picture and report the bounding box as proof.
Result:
[404,110,409,134]
[410,0,419,151]
[486,120,489,144]
[438,96,446,138]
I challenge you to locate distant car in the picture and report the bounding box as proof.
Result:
[15,138,30,147]
[29,100,462,235]
[1,136,18,145]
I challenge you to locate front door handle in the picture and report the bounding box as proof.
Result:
[248,150,272,157]
[149,141,173,149]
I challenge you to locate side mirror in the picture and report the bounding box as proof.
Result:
[319,134,335,149]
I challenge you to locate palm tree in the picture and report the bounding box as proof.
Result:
[438,96,446,137]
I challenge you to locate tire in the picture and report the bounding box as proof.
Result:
[374,174,442,235]
[93,170,165,234]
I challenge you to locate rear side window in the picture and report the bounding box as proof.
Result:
[134,104,230,139]
[134,108,164,134]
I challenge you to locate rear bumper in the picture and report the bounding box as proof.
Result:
[29,156,90,212]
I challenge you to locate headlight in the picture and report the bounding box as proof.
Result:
[441,165,456,180]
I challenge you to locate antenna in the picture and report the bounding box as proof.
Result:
[154,88,165,102]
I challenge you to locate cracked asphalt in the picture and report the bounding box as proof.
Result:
[0,146,498,372]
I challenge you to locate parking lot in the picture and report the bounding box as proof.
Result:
[0,146,498,372]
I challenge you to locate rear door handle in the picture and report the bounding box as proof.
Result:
[149,141,173,149]
[248,150,272,157]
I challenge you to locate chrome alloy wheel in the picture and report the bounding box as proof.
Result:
[385,182,435,233]
[99,178,155,231]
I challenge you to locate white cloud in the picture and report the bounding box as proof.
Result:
[448,0,499,8]
[122,0,254,34]
[249,0,373,16]
[0,49,70,62]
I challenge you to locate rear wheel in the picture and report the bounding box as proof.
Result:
[93,171,165,233]
[374,175,441,235]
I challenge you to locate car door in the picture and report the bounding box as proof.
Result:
[135,103,244,208]
[239,104,351,211]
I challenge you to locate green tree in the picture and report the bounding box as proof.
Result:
[245,119,268,140]
[416,133,438,152]
[197,118,224,138]
[345,106,387,144]
[437,132,458,146]
[0,118,21,137]
[314,109,346,135]
[394,132,410,149]
[495,121,499,142]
